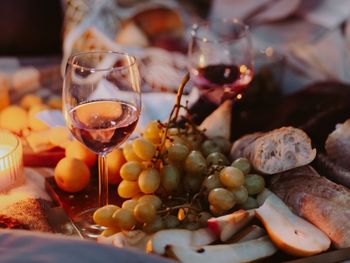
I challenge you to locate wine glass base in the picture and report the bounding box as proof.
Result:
[72,208,105,240]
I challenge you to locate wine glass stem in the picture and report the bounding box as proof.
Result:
[98,153,108,207]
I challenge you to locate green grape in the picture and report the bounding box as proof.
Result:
[198,212,212,227]
[101,227,120,237]
[186,133,204,150]
[93,205,120,227]
[143,121,162,144]
[183,174,202,193]
[219,166,245,188]
[201,139,221,157]
[131,193,143,201]
[167,143,190,162]
[123,143,142,162]
[203,173,222,192]
[118,180,140,198]
[240,196,259,210]
[208,188,236,211]
[164,215,180,229]
[120,161,143,181]
[138,194,162,210]
[143,216,164,233]
[112,208,137,230]
[132,138,156,161]
[138,168,161,194]
[209,205,225,216]
[212,136,231,154]
[232,158,251,175]
[244,174,265,195]
[206,152,229,166]
[231,186,249,204]
[133,202,157,224]
[161,164,181,192]
[185,150,207,176]
[122,199,139,211]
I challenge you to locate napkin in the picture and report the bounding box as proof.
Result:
[0,229,173,263]
[0,168,52,210]
[209,0,300,24]
[290,28,350,83]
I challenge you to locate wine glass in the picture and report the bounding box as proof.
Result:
[63,51,141,238]
[188,18,254,104]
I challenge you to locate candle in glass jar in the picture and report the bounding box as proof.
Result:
[0,131,24,192]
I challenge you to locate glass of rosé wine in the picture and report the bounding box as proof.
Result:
[63,51,141,238]
[188,18,254,104]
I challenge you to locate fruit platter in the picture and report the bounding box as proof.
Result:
[39,78,350,263]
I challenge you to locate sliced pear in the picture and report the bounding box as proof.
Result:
[227,224,266,243]
[148,228,217,255]
[97,230,151,251]
[166,236,277,263]
[255,192,331,257]
[207,209,254,242]
[199,100,232,140]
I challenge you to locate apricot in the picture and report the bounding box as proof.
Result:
[0,105,28,134]
[54,157,91,193]
[65,139,97,168]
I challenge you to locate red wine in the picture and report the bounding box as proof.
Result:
[68,100,139,154]
[193,64,253,94]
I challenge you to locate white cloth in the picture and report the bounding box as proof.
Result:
[0,168,52,210]
[0,229,173,263]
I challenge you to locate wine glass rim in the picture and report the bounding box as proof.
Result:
[68,50,137,72]
[191,18,249,43]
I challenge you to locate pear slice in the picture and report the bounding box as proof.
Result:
[147,228,217,255]
[227,224,266,243]
[97,230,151,251]
[255,192,331,257]
[199,100,232,140]
[207,209,254,242]
[166,236,277,263]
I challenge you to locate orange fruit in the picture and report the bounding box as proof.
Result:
[47,97,62,109]
[54,157,91,193]
[65,139,97,168]
[0,105,28,134]
[20,94,43,110]
[107,148,126,184]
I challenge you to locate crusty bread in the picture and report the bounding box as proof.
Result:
[270,166,350,248]
[315,153,350,188]
[325,119,350,170]
[0,198,52,233]
[0,215,29,230]
[230,126,316,174]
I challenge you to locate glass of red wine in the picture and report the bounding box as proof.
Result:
[188,18,253,104]
[63,51,141,238]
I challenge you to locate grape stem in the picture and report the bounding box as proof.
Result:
[172,73,190,123]
[156,73,190,160]
[157,204,201,215]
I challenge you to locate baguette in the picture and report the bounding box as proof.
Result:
[270,166,350,248]
[230,126,316,174]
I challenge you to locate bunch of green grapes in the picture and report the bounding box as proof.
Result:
[93,120,265,236]
[204,157,265,216]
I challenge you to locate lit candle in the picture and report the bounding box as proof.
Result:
[0,131,24,192]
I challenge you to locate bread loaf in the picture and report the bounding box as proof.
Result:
[325,119,350,170]
[270,166,350,248]
[230,127,316,174]
[0,198,52,233]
